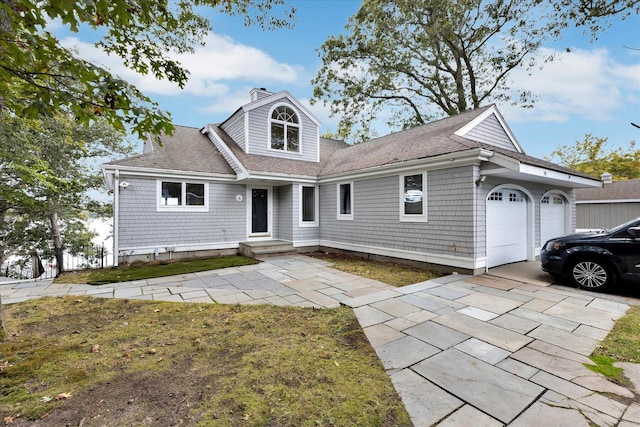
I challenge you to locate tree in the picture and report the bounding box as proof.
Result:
[311,0,554,141]
[546,134,640,179]
[0,110,133,275]
[311,0,638,141]
[548,0,640,36]
[0,0,295,140]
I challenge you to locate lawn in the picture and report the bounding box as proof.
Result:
[309,252,442,287]
[588,305,640,385]
[0,297,411,426]
[56,255,258,285]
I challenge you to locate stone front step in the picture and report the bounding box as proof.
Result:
[239,240,296,259]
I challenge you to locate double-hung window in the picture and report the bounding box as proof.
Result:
[399,172,427,222]
[299,185,319,227]
[337,182,353,220]
[157,180,208,212]
[270,105,300,153]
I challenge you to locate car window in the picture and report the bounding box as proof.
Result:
[608,217,640,236]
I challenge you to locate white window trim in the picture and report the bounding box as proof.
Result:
[268,103,302,155]
[399,172,427,222]
[156,180,209,212]
[337,182,354,220]
[299,185,319,227]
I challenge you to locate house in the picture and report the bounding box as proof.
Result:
[575,175,640,230]
[102,88,602,274]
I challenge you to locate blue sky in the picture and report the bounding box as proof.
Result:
[60,0,639,161]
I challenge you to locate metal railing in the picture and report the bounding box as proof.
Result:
[1,245,111,280]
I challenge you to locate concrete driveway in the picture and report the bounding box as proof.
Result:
[2,256,639,426]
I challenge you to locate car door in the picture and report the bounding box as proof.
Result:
[623,221,640,282]
[610,220,640,283]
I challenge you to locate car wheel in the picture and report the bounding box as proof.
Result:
[569,259,615,291]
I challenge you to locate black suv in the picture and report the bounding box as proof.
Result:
[540,217,640,291]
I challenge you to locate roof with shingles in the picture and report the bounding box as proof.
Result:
[105,125,235,175]
[576,179,640,201]
[104,106,596,182]
[209,126,349,177]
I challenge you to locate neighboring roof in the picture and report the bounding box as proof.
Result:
[576,179,640,202]
[104,126,234,175]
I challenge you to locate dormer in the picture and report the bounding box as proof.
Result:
[220,89,321,162]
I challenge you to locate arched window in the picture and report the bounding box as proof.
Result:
[270,105,299,152]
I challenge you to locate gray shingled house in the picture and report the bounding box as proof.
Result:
[576,176,640,230]
[102,88,602,274]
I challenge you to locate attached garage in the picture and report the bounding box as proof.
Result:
[486,189,528,268]
[540,194,567,245]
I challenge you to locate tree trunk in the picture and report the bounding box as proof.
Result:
[50,210,63,277]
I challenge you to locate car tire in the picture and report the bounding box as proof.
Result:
[568,258,616,291]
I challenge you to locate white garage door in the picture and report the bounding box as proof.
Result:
[540,194,566,245]
[487,189,528,268]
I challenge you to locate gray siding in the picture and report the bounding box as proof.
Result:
[319,167,476,258]
[293,184,320,242]
[118,177,246,249]
[275,185,293,241]
[246,101,319,162]
[465,114,518,152]
[220,110,246,150]
[274,184,320,242]
[577,202,640,229]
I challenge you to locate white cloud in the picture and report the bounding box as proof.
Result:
[502,47,640,123]
[60,32,303,96]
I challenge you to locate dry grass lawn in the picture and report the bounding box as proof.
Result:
[0,297,411,426]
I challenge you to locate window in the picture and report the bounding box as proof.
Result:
[157,180,208,211]
[270,105,299,153]
[509,192,524,202]
[400,172,427,222]
[299,185,319,227]
[337,182,353,220]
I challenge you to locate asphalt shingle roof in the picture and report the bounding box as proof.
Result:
[105,125,235,175]
[104,106,596,182]
[576,179,640,201]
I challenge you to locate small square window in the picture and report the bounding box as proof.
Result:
[161,182,182,206]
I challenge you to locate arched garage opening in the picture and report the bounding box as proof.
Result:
[486,185,534,268]
[540,191,569,245]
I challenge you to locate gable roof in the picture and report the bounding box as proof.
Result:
[576,179,640,202]
[220,90,321,129]
[104,125,235,176]
[103,104,600,189]
[320,106,494,176]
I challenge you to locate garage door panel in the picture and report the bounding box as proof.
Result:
[487,190,527,268]
[541,195,565,245]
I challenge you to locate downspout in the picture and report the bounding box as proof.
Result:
[113,169,120,267]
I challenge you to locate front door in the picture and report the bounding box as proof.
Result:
[251,188,269,234]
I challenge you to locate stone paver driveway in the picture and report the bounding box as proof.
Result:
[2,255,639,426]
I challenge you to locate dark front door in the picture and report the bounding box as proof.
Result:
[252,189,268,234]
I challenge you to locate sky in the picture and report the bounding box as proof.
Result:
[58,0,640,161]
